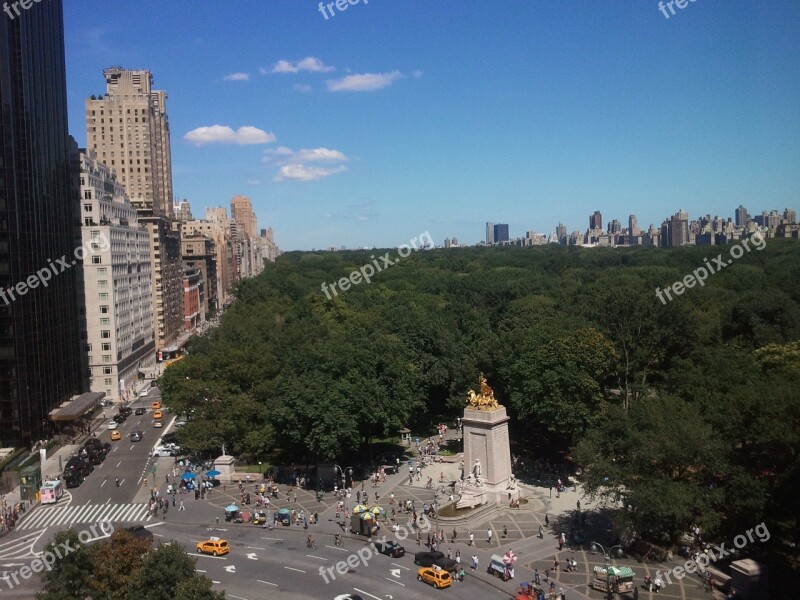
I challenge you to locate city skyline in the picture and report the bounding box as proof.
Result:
[62,1,800,251]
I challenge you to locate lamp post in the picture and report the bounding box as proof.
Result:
[590,542,623,600]
[333,465,353,489]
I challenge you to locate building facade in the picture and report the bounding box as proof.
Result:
[85,68,182,351]
[77,149,154,402]
[0,0,83,446]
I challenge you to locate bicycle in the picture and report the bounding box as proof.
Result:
[307,539,317,550]
[334,535,344,547]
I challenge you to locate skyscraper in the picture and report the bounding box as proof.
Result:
[86,68,182,351]
[590,211,602,231]
[230,195,257,238]
[556,223,567,244]
[0,0,82,446]
[485,222,495,245]
[628,214,640,235]
[735,205,748,228]
[493,224,509,243]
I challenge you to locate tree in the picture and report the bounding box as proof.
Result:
[173,575,225,600]
[37,529,92,600]
[87,530,152,600]
[125,542,196,600]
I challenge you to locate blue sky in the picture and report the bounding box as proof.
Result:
[63,1,800,251]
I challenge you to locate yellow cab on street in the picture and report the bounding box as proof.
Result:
[151,401,161,410]
[417,566,452,589]
[153,409,162,419]
[196,538,229,557]
[110,430,121,441]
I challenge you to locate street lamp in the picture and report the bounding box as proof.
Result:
[590,542,624,600]
[333,465,353,489]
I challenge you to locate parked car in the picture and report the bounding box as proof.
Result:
[131,431,143,442]
[118,406,132,417]
[174,420,187,428]
[134,407,145,415]
[414,551,445,567]
[112,414,126,424]
[107,421,118,430]
[125,525,154,542]
[417,566,452,589]
[374,540,405,558]
[153,421,163,428]
[152,410,162,419]
[140,389,150,397]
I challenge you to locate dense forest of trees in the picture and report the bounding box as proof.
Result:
[160,240,799,560]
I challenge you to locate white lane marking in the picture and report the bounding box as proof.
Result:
[245,546,266,550]
[228,595,247,600]
[257,580,278,587]
[259,536,283,541]
[391,562,409,570]
[384,578,405,587]
[186,553,228,560]
[326,545,348,552]
[306,554,327,561]
[354,588,382,600]
[100,480,107,488]
[116,461,122,468]
[283,566,306,573]
[195,569,207,573]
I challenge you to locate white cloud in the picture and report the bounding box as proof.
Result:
[274,164,347,182]
[184,125,276,146]
[247,179,261,186]
[272,57,335,74]
[293,83,312,93]
[223,72,250,82]
[326,71,402,92]
[294,147,349,162]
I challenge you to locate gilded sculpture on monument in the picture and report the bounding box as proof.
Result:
[466,373,500,409]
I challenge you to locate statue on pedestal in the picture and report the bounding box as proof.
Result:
[466,373,500,410]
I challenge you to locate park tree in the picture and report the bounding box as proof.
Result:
[125,542,196,600]
[37,529,93,600]
[87,530,152,600]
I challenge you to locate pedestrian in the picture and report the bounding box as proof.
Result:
[545,513,549,526]
[633,587,639,600]
[452,528,457,543]
[576,500,581,511]
[539,524,544,538]
[534,569,540,585]
[471,554,478,570]
[487,528,492,543]
[455,553,461,568]
[179,499,185,511]
[469,531,474,546]
[458,568,465,582]
[503,525,508,538]
[447,547,452,559]
[416,530,421,545]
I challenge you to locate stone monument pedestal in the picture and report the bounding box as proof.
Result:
[214,454,236,482]
[457,405,519,508]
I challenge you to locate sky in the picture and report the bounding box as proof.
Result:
[63,1,800,251]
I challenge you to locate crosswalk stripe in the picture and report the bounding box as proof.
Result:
[16,503,153,531]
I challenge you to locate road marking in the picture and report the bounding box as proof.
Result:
[187,553,228,560]
[211,580,221,584]
[246,553,258,560]
[390,562,409,570]
[260,536,283,541]
[195,569,206,573]
[100,480,106,488]
[228,596,247,600]
[224,565,236,573]
[306,554,327,561]
[384,578,405,586]
[284,566,305,573]
[245,546,266,550]
[257,579,278,587]
[353,588,382,600]
[116,461,121,468]
[390,569,401,578]
[325,544,348,552]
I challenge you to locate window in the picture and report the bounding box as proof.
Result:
[98,280,107,287]
[102,367,112,375]
[102,343,110,351]
[100,305,108,314]
[92,256,102,264]
[98,268,107,275]
[83,204,92,213]
[99,293,108,300]
[84,344,92,352]
[100,318,109,326]
[105,378,112,386]
[101,330,110,339]
[102,355,111,363]
[84,191,92,200]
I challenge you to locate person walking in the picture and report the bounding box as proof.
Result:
[487,527,493,544]
[469,531,474,546]
[471,554,478,571]
[633,586,639,600]
[452,528,457,543]
[179,499,185,511]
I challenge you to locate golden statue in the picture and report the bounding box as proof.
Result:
[467,373,500,410]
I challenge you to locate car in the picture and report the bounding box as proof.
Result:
[131,431,143,442]
[153,421,163,428]
[153,410,162,419]
[140,389,149,397]
[125,525,154,542]
[417,566,452,589]
[152,447,172,457]
[196,538,229,556]
[134,407,145,415]
[110,430,122,441]
[414,551,445,567]
[160,432,179,444]
[107,421,118,430]
[151,401,161,410]
[85,438,102,448]
[113,414,126,424]
[65,476,83,489]
[118,406,132,417]
[333,596,365,600]
[374,539,405,558]
[174,420,187,428]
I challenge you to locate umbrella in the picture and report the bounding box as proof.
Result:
[206,469,221,477]
[360,512,375,520]
[369,506,385,515]
[352,504,369,514]
[278,508,291,515]
[225,504,239,512]
[181,472,196,480]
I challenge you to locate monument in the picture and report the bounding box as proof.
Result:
[458,374,518,508]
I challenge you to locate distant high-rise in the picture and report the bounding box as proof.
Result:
[608,219,622,235]
[628,214,640,235]
[86,68,182,351]
[590,211,602,231]
[230,195,257,238]
[784,208,797,224]
[493,224,509,243]
[485,222,495,245]
[735,205,748,228]
[0,0,83,446]
[175,199,193,222]
[661,210,690,247]
[556,223,567,244]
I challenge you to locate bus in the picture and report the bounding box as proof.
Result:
[39,480,64,505]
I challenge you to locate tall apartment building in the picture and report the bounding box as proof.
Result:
[493,223,509,243]
[590,211,603,231]
[182,237,218,317]
[661,210,690,247]
[77,149,154,402]
[182,211,235,307]
[556,223,567,245]
[182,269,204,331]
[259,228,279,263]
[175,199,193,222]
[85,68,182,351]
[735,205,749,228]
[230,195,257,238]
[0,0,83,446]
[485,222,495,245]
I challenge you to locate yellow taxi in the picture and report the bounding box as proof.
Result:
[153,410,162,419]
[417,566,452,589]
[196,538,229,557]
[151,401,161,410]
[110,430,122,441]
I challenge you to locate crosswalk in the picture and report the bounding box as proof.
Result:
[17,503,153,531]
